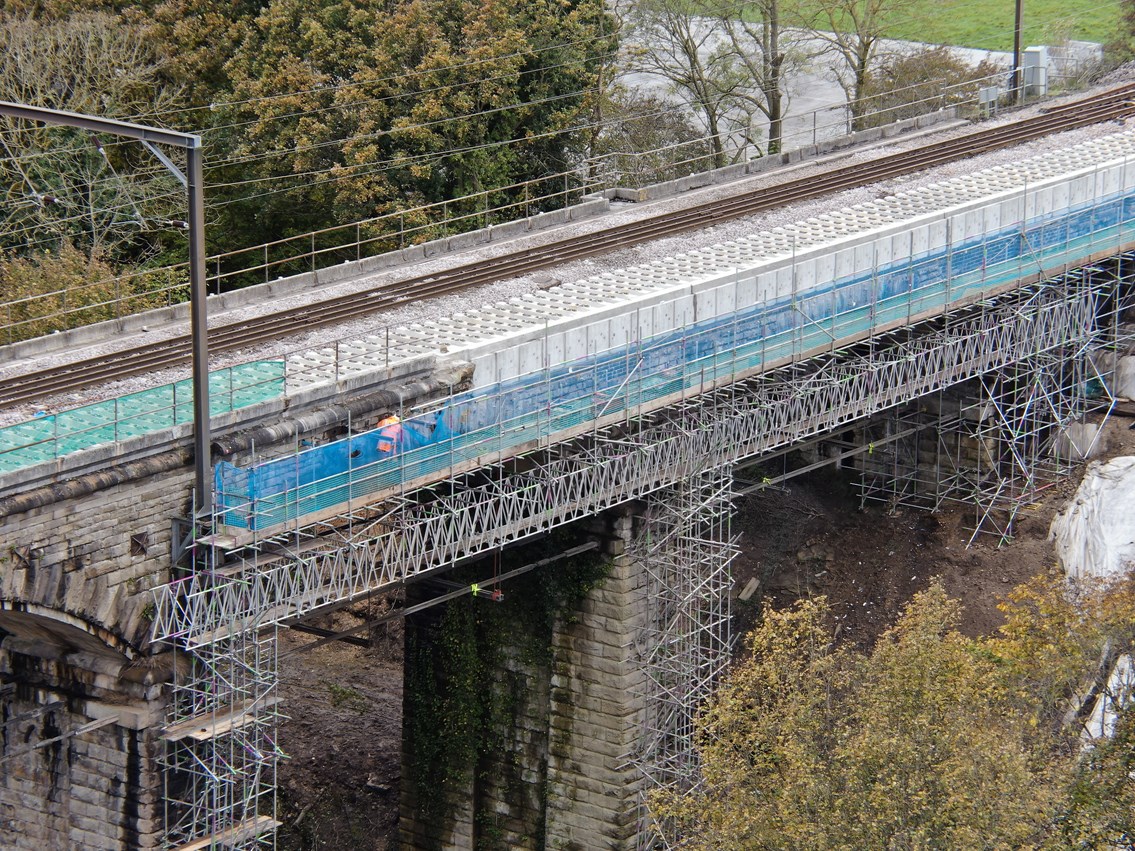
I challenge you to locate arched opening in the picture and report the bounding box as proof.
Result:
[0,605,167,850]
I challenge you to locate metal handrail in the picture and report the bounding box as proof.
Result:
[0,70,1041,344]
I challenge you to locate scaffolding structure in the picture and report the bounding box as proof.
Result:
[152,259,1130,848]
[632,466,738,849]
[856,262,1134,541]
[159,612,282,850]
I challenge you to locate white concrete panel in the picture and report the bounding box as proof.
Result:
[832,248,853,281]
[962,209,983,240]
[1100,166,1118,197]
[775,266,794,301]
[795,257,816,293]
[610,314,630,349]
[872,237,892,268]
[755,272,776,304]
[674,295,695,329]
[590,320,610,354]
[505,345,525,383]
[519,339,543,375]
[564,325,588,361]
[912,225,929,257]
[637,307,655,341]
[473,354,497,388]
[1072,174,1089,206]
[694,290,715,323]
[928,220,947,252]
[891,229,912,262]
[1003,195,1026,228]
[1024,191,1037,221]
[983,203,1001,234]
[1115,161,1133,193]
[718,282,737,315]
[736,275,758,309]
[1098,166,1117,198]
[547,331,565,365]
[653,301,674,338]
[854,242,873,274]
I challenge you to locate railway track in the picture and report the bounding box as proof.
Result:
[5,83,1135,409]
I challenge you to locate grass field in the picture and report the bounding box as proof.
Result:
[880,0,1121,51]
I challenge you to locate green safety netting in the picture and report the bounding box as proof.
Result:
[0,360,285,474]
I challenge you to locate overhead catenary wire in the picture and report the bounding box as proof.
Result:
[0,184,189,246]
[3,1,629,180]
[0,85,698,249]
[0,0,1048,184]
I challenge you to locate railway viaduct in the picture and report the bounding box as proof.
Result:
[3,92,1135,850]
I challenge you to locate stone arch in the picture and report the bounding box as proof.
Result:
[0,601,139,664]
[0,603,168,850]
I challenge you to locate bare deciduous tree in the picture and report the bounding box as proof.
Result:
[623,0,750,168]
[621,0,812,164]
[711,0,814,155]
[802,0,910,130]
[0,11,184,262]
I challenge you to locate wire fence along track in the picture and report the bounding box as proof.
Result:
[4,84,1135,410]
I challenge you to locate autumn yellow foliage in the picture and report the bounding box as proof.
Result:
[651,575,1135,849]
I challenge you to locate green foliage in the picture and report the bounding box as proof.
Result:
[188,0,617,259]
[856,46,1002,129]
[1056,707,1135,845]
[0,244,174,341]
[652,576,1135,850]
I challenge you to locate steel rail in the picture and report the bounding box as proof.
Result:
[4,83,1135,409]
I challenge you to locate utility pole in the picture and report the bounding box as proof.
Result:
[1011,0,1024,104]
[0,102,212,516]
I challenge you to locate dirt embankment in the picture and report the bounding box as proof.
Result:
[734,417,1135,644]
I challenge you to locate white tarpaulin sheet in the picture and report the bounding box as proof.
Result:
[1049,456,1135,581]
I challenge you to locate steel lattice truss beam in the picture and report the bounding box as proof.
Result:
[151,279,1104,646]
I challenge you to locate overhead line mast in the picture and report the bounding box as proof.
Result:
[0,101,212,516]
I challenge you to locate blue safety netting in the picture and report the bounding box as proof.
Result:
[213,190,1135,531]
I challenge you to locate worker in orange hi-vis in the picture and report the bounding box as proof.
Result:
[376,414,402,454]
